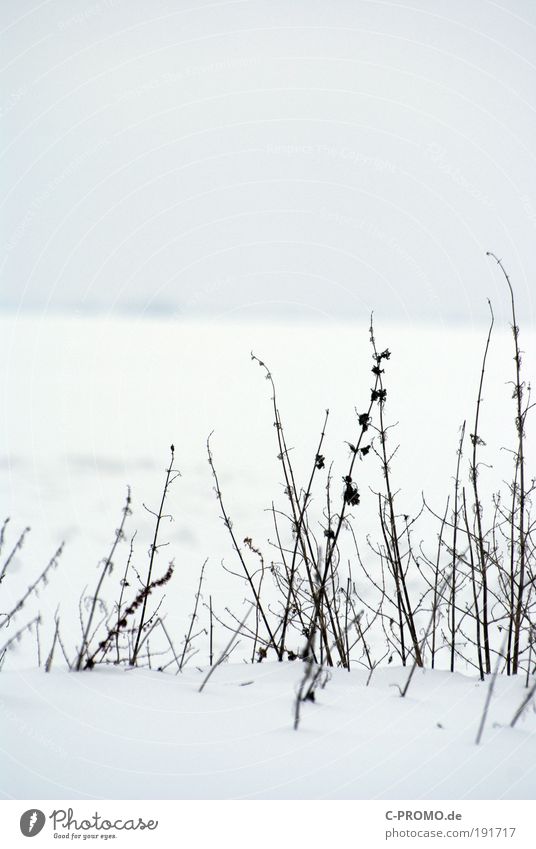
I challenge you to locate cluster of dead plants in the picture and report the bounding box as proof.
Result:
[0,519,63,669]
[0,448,211,676]
[2,254,535,739]
[206,254,536,717]
[74,447,190,671]
[70,446,213,674]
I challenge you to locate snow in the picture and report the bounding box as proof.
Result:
[2,663,535,800]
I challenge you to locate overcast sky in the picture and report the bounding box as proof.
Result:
[1,0,535,326]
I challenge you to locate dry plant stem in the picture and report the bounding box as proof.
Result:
[451,422,466,672]
[84,562,174,668]
[312,393,379,666]
[209,594,214,666]
[35,618,41,667]
[399,567,452,697]
[56,628,72,669]
[378,498,406,664]
[487,253,527,675]
[470,300,494,674]
[251,354,328,656]
[2,543,63,628]
[510,678,536,728]
[116,531,136,664]
[158,618,180,671]
[243,537,267,661]
[212,605,260,649]
[295,595,360,729]
[128,596,167,659]
[322,391,379,620]
[294,552,324,729]
[266,362,319,573]
[76,489,131,670]
[354,606,373,669]
[475,639,504,744]
[253,352,360,667]
[370,322,422,667]
[279,410,329,660]
[199,603,253,693]
[431,499,449,669]
[525,627,534,688]
[0,525,30,584]
[294,629,317,731]
[0,518,9,559]
[507,460,519,674]
[45,615,60,673]
[344,576,351,670]
[178,560,207,672]
[251,355,313,558]
[0,614,41,659]
[132,448,179,666]
[463,487,485,681]
[270,359,349,664]
[207,433,279,657]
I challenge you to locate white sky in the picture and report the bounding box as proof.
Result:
[1,0,535,326]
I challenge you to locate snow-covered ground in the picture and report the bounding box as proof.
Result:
[1,315,535,799]
[2,662,536,800]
